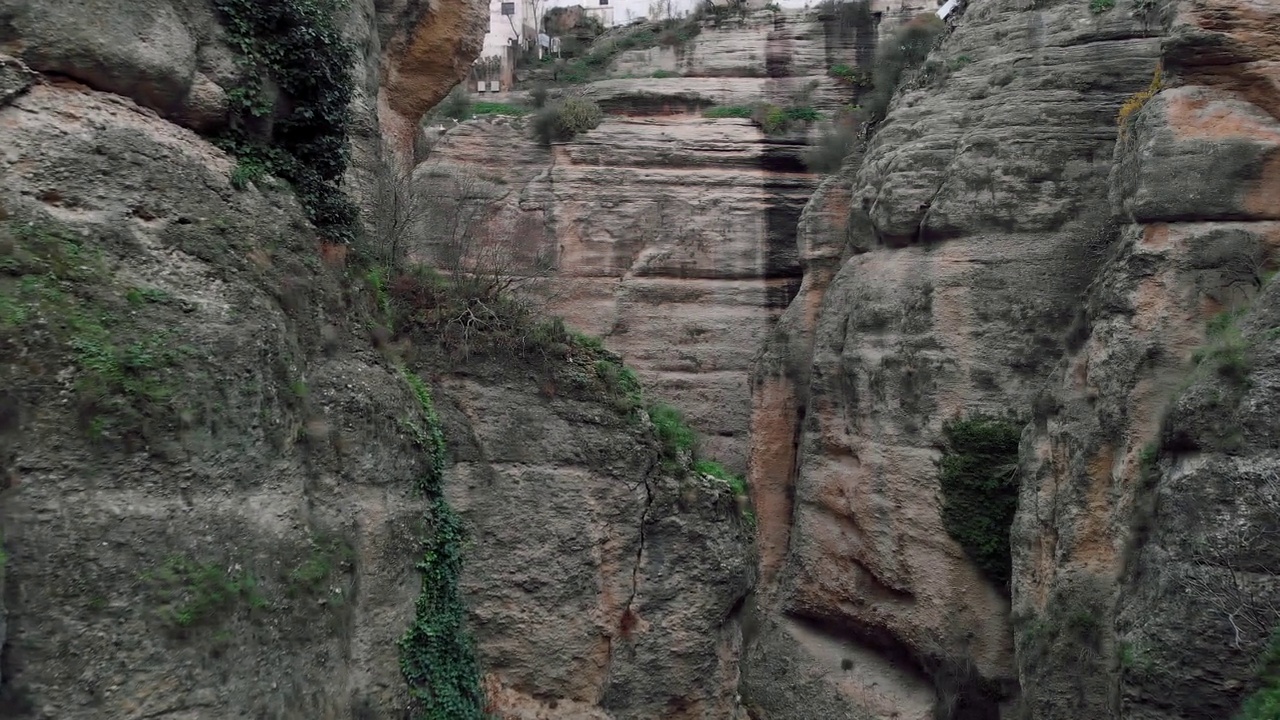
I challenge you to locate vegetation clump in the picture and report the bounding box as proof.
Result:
[553,17,701,84]
[212,0,359,244]
[937,414,1022,588]
[828,63,871,87]
[1117,64,1163,133]
[1193,306,1251,384]
[144,555,269,629]
[0,222,193,440]
[650,402,697,460]
[753,104,822,135]
[531,97,603,144]
[1237,628,1280,719]
[694,459,747,497]
[703,105,755,119]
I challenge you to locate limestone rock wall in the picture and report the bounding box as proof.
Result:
[742,0,1171,716]
[425,3,928,475]
[1013,0,1280,717]
[0,1,753,718]
[441,370,753,720]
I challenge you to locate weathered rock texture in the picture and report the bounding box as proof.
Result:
[0,2,753,719]
[747,0,1280,717]
[441,368,753,720]
[425,3,928,474]
[1014,0,1280,718]
[742,0,1178,717]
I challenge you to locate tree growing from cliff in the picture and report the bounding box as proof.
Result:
[369,142,429,270]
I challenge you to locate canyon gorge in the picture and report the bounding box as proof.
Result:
[0,0,1277,718]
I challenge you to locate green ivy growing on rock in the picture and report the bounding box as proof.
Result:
[397,367,488,720]
[938,414,1022,588]
[212,0,359,244]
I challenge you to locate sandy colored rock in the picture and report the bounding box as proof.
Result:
[424,108,815,474]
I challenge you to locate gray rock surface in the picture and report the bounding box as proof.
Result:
[743,0,1169,716]
[1013,1,1280,717]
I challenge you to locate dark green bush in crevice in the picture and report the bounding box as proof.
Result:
[212,0,360,244]
[938,414,1022,588]
[397,367,487,719]
[531,97,603,144]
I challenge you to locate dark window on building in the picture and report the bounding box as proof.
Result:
[599,0,608,5]
[501,2,515,14]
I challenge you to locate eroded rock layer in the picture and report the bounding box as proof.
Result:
[425,3,929,474]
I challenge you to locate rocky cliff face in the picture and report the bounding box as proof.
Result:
[747,0,1280,718]
[0,1,753,718]
[1015,0,1280,717]
[2,0,1278,717]
[425,3,928,475]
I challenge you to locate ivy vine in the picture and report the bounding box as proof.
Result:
[212,0,359,244]
[397,367,488,719]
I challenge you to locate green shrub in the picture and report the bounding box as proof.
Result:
[862,13,945,123]
[531,97,603,144]
[704,105,754,119]
[1193,308,1251,384]
[751,104,821,135]
[829,64,871,87]
[694,459,747,497]
[938,414,1022,588]
[144,555,269,628]
[211,0,358,244]
[651,69,680,78]
[649,403,696,460]
[1237,628,1280,720]
[1089,0,1115,13]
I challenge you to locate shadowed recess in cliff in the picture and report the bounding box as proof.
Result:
[593,93,715,116]
[760,146,806,310]
[785,612,1010,720]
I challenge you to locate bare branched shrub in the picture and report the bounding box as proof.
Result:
[1183,469,1280,650]
[396,163,560,357]
[436,85,472,120]
[803,119,860,173]
[366,142,430,270]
